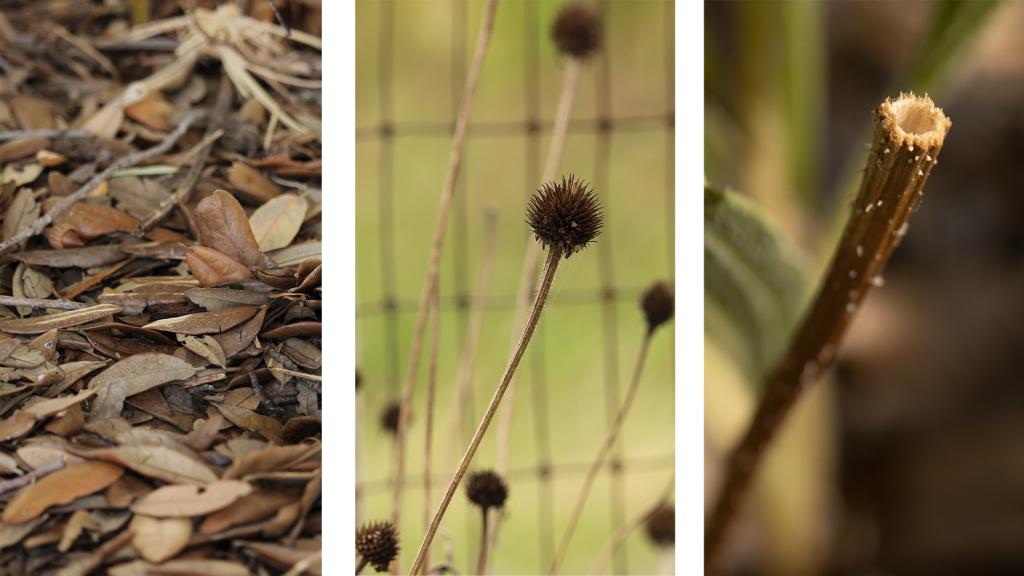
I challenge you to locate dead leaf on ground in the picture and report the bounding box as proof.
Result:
[2,461,123,524]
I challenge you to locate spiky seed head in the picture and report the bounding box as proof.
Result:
[551,3,603,59]
[465,470,509,510]
[645,504,674,547]
[380,401,402,435]
[356,521,400,572]
[641,281,674,333]
[527,175,604,258]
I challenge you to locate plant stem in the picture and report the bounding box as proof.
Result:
[477,507,491,576]
[704,94,951,574]
[421,279,441,570]
[356,557,369,575]
[409,246,563,576]
[591,475,674,575]
[549,332,653,574]
[390,0,499,568]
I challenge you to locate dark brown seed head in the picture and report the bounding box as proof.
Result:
[527,175,604,258]
[641,281,674,333]
[356,521,400,572]
[380,401,402,435]
[551,3,603,59]
[465,470,508,510]
[645,504,674,547]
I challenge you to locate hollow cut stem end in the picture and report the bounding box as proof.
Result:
[877,93,952,149]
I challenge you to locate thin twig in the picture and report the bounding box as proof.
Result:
[591,475,674,575]
[137,77,231,234]
[390,0,500,568]
[0,111,203,257]
[0,296,88,311]
[0,129,94,142]
[422,276,441,570]
[477,507,490,576]
[704,94,951,574]
[0,460,65,496]
[549,333,653,574]
[409,246,563,576]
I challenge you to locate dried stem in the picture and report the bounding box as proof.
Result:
[421,279,441,570]
[704,94,951,574]
[409,246,563,576]
[0,460,64,496]
[486,56,583,571]
[591,475,674,575]
[0,296,88,311]
[549,331,654,574]
[390,1,499,561]
[477,507,491,576]
[0,129,94,142]
[446,210,499,473]
[356,557,369,576]
[0,111,203,257]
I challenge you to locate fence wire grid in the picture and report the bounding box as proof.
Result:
[356,1,675,574]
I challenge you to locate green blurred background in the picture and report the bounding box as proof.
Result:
[356,1,674,574]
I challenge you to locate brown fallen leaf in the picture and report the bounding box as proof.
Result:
[125,93,175,132]
[54,203,139,241]
[83,445,217,485]
[14,245,127,268]
[0,304,122,335]
[3,188,40,244]
[129,515,192,563]
[1,461,123,524]
[0,137,50,162]
[222,444,314,479]
[146,559,250,576]
[199,487,299,534]
[194,189,263,267]
[248,194,308,251]
[132,480,252,517]
[185,246,253,287]
[89,353,197,420]
[227,162,282,204]
[215,403,283,445]
[143,306,259,335]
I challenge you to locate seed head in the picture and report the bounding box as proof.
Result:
[641,281,674,333]
[551,3,603,59]
[526,175,603,258]
[465,470,508,510]
[380,401,402,435]
[645,504,674,547]
[356,521,400,572]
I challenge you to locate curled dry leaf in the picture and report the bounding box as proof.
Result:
[248,194,308,251]
[131,480,253,517]
[194,190,263,267]
[185,245,253,287]
[3,188,40,244]
[2,461,123,524]
[89,353,198,420]
[129,515,192,563]
[0,303,122,334]
[53,203,139,243]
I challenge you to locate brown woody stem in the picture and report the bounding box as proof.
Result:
[704,94,951,574]
[409,246,563,575]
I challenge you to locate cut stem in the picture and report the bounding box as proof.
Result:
[549,332,653,574]
[390,0,499,568]
[409,246,563,575]
[704,94,951,574]
[421,278,441,570]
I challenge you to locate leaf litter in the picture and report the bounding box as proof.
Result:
[0,2,322,574]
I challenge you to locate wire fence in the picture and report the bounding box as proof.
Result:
[357,1,674,573]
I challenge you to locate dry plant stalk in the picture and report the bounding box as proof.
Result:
[549,281,673,574]
[421,281,441,571]
[704,93,952,573]
[390,1,499,561]
[410,177,603,575]
[591,475,675,575]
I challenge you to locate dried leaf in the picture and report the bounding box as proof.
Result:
[1,461,123,524]
[3,188,39,243]
[213,307,266,358]
[84,445,217,485]
[215,403,283,445]
[132,480,252,517]
[179,335,227,368]
[12,263,54,316]
[0,137,49,162]
[194,190,263,267]
[185,245,253,287]
[147,559,250,576]
[0,304,122,334]
[227,162,281,203]
[129,515,192,562]
[186,287,269,311]
[22,389,96,419]
[199,487,298,534]
[14,245,127,268]
[248,194,307,251]
[89,353,197,420]
[143,306,259,335]
[54,203,139,241]
[125,93,175,131]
